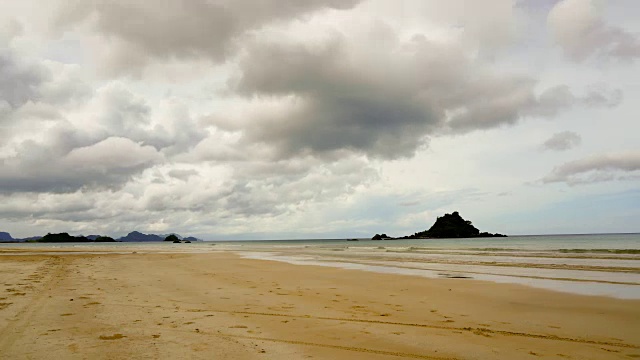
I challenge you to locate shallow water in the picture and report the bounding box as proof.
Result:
[239,251,640,299]
[224,234,640,299]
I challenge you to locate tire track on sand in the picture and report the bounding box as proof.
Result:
[94,302,640,350]
[219,333,458,359]
[190,308,640,349]
[0,256,70,351]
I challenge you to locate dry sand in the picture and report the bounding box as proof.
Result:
[0,250,638,359]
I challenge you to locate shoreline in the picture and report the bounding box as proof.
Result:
[2,243,639,300]
[1,250,639,359]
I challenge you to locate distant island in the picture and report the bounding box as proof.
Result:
[372,211,506,240]
[2,213,504,243]
[0,231,200,243]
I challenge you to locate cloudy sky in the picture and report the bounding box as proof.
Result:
[1,0,639,239]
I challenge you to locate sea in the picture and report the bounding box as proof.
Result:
[2,233,639,299]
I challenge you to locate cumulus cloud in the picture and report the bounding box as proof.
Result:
[64,137,160,170]
[226,34,440,159]
[167,169,199,181]
[542,131,581,151]
[0,155,377,237]
[54,0,360,75]
[221,28,617,160]
[0,76,207,194]
[0,53,208,193]
[548,0,640,61]
[1,50,90,110]
[71,84,206,155]
[151,156,374,218]
[0,51,46,109]
[1,0,637,238]
[0,49,92,143]
[0,136,162,193]
[543,151,640,184]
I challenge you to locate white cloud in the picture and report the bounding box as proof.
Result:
[543,151,640,184]
[548,0,640,61]
[53,0,360,76]
[542,131,582,151]
[63,137,161,170]
[0,50,47,109]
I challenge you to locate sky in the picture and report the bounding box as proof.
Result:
[1,0,639,240]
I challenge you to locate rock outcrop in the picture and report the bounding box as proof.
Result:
[373,211,507,240]
[405,212,506,239]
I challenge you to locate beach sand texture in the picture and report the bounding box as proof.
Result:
[0,251,639,359]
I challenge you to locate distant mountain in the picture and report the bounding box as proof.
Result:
[117,231,200,242]
[118,231,165,242]
[2,230,199,243]
[21,236,42,242]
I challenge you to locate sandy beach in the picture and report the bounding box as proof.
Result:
[1,249,639,359]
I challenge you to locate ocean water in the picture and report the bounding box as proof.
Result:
[215,233,640,250]
[2,233,639,299]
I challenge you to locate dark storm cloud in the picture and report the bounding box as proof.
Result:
[55,0,360,75]
[232,37,443,159]
[543,151,640,184]
[0,136,162,193]
[227,34,612,160]
[444,77,540,132]
[542,131,581,151]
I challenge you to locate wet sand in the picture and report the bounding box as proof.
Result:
[1,250,639,359]
[234,244,640,298]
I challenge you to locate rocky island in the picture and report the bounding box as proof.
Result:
[37,233,119,243]
[372,211,506,240]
